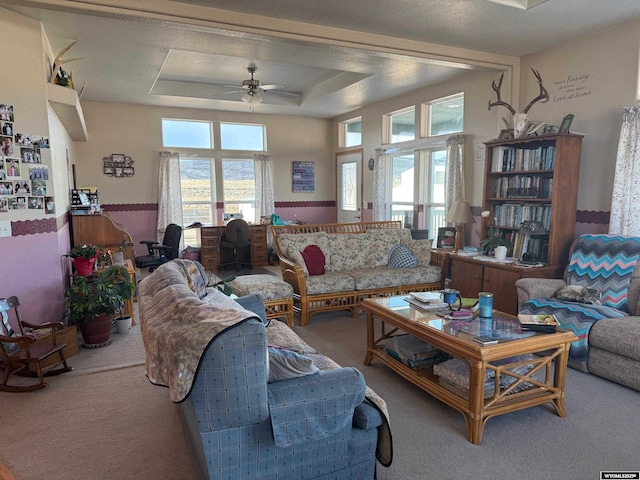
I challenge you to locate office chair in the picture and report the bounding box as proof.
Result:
[219,219,252,271]
[135,223,182,272]
[1,296,72,392]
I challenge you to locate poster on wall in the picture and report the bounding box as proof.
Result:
[292,161,314,193]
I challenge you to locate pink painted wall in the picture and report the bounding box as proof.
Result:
[106,208,158,256]
[0,227,71,329]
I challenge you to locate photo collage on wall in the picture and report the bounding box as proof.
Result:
[0,103,54,214]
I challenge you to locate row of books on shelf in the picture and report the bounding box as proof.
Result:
[487,227,549,263]
[492,204,552,230]
[493,176,553,199]
[511,232,549,263]
[490,145,556,173]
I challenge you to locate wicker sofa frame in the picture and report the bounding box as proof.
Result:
[271,221,446,326]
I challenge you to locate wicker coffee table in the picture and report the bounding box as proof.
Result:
[362,296,577,444]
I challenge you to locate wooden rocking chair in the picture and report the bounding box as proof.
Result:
[0,296,72,392]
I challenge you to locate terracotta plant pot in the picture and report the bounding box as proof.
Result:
[73,256,97,276]
[79,313,113,347]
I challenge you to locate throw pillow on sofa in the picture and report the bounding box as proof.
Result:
[388,244,418,268]
[267,346,319,383]
[300,244,326,275]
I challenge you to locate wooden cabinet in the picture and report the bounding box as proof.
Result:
[200,225,269,271]
[483,133,582,267]
[70,213,134,264]
[450,255,564,315]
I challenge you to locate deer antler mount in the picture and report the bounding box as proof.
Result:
[50,40,84,94]
[488,68,549,138]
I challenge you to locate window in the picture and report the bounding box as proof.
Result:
[385,107,415,144]
[162,119,212,148]
[423,149,447,237]
[389,153,415,227]
[340,161,357,211]
[223,159,255,222]
[424,94,464,137]
[383,147,446,234]
[220,123,266,151]
[339,117,362,147]
[179,159,215,246]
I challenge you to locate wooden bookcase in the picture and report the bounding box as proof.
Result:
[482,133,582,266]
[450,133,582,315]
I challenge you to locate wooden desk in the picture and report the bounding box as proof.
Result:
[200,225,269,271]
[70,212,135,264]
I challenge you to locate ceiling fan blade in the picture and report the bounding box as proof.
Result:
[263,89,299,98]
[260,84,285,90]
[209,82,243,89]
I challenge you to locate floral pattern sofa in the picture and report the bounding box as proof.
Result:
[272,222,444,326]
[139,259,392,479]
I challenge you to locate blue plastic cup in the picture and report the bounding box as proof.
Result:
[479,292,493,318]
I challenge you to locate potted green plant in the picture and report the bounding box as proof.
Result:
[64,264,135,347]
[481,235,513,257]
[65,244,102,276]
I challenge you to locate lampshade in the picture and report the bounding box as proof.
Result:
[241,90,263,110]
[444,200,475,225]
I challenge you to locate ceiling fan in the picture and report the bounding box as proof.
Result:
[219,65,296,110]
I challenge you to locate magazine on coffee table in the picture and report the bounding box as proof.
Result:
[405,292,448,310]
[517,314,559,332]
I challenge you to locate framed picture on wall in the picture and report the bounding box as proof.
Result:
[437,227,456,249]
[292,161,315,192]
[559,114,574,134]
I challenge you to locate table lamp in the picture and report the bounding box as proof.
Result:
[444,200,475,253]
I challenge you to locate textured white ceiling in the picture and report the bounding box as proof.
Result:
[3,0,639,118]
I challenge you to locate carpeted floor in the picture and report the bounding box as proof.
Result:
[2,310,639,480]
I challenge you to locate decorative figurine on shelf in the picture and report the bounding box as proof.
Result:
[488,67,549,138]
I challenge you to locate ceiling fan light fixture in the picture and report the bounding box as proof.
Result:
[241,90,263,110]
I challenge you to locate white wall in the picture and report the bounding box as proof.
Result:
[0,8,75,324]
[520,17,640,213]
[73,102,334,205]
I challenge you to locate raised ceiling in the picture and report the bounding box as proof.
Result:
[3,0,639,118]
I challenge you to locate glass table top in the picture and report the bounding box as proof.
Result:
[371,295,537,343]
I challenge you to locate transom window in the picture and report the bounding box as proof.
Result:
[424,94,464,137]
[385,107,415,144]
[339,117,362,148]
[162,119,212,149]
[220,122,266,151]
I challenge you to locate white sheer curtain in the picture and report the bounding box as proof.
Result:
[372,148,389,221]
[157,151,183,242]
[254,153,275,225]
[609,105,640,235]
[445,134,466,215]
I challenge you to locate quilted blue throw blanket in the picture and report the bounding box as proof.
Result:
[521,234,640,371]
[139,260,258,402]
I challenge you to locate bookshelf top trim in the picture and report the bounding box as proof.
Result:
[484,132,584,147]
